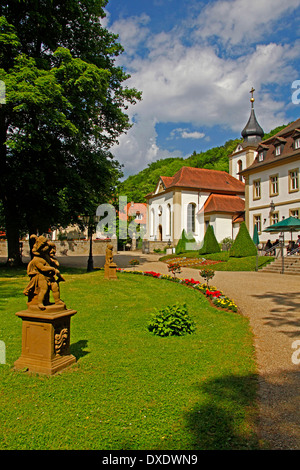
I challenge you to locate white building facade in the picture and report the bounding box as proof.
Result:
[241,120,300,243]
[145,167,245,246]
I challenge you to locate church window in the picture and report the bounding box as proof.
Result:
[187,203,196,233]
[151,208,155,236]
[237,160,243,181]
[166,204,172,236]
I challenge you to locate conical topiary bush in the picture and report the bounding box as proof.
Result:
[175,230,196,255]
[229,222,257,258]
[198,225,220,255]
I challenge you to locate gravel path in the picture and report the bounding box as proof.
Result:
[17,252,300,449]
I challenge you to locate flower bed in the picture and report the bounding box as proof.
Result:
[165,257,224,267]
[116,268,238,312]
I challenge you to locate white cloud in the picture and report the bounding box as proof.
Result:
[169,128,205,140]
[194,0,300,46]
[181,131,205,139]
[109,13,150,56]
[112,117,183,177]
[108,1,300,176]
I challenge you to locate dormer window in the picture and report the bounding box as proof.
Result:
[257,144,268,162]
[275,145,281,156]
[258,151,264,162]
[273,137,286,156]
[292,130,300,150]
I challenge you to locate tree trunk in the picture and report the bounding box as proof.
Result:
[4,203,23,266]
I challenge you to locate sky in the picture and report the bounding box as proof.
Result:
[103,0,300,178]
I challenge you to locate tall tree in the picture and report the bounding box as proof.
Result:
[0,1,141,265]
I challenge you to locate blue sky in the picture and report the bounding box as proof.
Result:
[103,0,300,177]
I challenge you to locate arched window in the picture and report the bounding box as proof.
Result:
[166,204,171,236]
[237,160,243,181]
[151,208,155,236]
[187,203,196,233]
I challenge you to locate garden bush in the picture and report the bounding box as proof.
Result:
[175,230,196,255]
[148,302,196,337]
[229,222,257,258]
[199,225,220,255]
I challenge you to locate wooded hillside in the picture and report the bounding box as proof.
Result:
[118,124,287,203]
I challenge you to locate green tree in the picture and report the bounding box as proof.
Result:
[229,222,257,258]
[199,225,220,255]
[0,1,141,265]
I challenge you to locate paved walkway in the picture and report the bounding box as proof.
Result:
[16,251,300,449]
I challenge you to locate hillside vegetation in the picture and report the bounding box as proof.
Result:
[118,124,287,203]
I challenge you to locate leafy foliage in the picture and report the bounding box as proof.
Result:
[199,225,220,255]
[199,268,215,287]
[229,222,257,258]
[175,229,196,255]
[148,302,196,337]
[0,0,141,263]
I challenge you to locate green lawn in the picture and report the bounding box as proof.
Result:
[160,251,274,271]
[0,266,260,450]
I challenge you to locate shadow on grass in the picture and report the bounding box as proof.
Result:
[70,339,90,360]
[0,264,28,278]
[184,373,260,450]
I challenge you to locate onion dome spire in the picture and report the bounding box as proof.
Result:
[241,87,264,145]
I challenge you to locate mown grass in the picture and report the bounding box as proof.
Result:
[160,251,274,271]
[0,265,260,450]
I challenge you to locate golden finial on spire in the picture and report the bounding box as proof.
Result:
[250,87,255,103]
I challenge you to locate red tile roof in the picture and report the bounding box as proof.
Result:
[159,166,245,194]
[160,176,174,188]
[118,202,147,223]
[200,194,245,214]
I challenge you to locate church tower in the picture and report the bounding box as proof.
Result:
[229,88,264,181]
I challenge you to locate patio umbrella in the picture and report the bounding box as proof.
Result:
[264,216,300,274]
[253,224,259,272]
[253,224,260,245]
[264,216,300,240]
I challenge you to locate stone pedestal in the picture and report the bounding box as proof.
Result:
[104,263,118,280]
[14,306,77,375]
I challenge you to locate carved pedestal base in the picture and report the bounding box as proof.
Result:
[104,263,118,280]
[14,306,77,375]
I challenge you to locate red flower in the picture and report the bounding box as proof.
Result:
[206,289,221,298]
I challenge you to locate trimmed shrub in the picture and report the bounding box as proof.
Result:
[199,225,220,255]
[175,230,196,255]
[148,303,196,337]
[199,268,215,287]
[229,222,257,258]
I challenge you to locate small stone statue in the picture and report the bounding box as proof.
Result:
[23,235,66,310]
[104,243,117,280]
[105,243,114,265]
